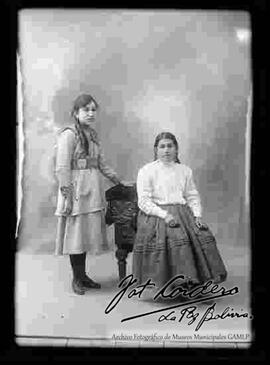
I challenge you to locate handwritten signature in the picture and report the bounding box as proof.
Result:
[104,274,252,330]
[157,303,252,331]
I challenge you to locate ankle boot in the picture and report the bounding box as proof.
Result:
[71,278,85,295]
[80,253,101,289]
[69,254,86,295]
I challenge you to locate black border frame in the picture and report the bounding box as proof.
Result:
[2,0,267,362]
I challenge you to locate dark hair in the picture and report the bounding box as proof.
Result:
[154,131,181,163]
[71,94,99,154]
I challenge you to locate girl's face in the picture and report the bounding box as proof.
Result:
[156,138,177,163]
[75,101,97,127]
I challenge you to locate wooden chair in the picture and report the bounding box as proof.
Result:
[105,184,138,280]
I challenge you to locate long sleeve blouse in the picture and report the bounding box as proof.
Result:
[137,160,202,219]
[54,127,120,216]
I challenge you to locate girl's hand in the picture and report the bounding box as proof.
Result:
[195,217,208,230]
[165,213,178,227]
[63,196,73,215]
[60,185,73,215]
[111,177,123,186]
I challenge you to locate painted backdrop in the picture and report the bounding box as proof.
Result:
[17,10,251,252]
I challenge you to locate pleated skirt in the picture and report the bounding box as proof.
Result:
[132,204,227,289]
[55,209,109,255]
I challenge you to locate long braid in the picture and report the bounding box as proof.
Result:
[74,118,89,155]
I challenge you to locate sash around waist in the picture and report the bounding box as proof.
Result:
[71,157,99,170]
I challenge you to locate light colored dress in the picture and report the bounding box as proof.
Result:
[54,126,119,255]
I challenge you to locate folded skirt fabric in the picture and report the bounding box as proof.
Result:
[132,204,227,289]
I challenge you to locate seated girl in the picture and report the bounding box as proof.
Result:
[132,131,227,291]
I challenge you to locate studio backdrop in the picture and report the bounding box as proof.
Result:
[17,10,251,254]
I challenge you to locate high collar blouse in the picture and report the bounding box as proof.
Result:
[136,160,202,218]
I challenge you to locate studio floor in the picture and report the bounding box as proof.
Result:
[15,242,251,349]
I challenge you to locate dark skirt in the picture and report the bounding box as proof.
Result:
[132,204,227,289]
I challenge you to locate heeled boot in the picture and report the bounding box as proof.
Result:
[80,253,101,289]
[69,254,86,295]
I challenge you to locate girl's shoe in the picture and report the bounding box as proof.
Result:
[82,275,101,289]
[72,278,86,295]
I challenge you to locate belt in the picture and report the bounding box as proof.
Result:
[71,157,99,170]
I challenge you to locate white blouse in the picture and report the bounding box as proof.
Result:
[137,160,202,219]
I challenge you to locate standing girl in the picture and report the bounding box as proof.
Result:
[55,93,122,295]
[132,132,227,291]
